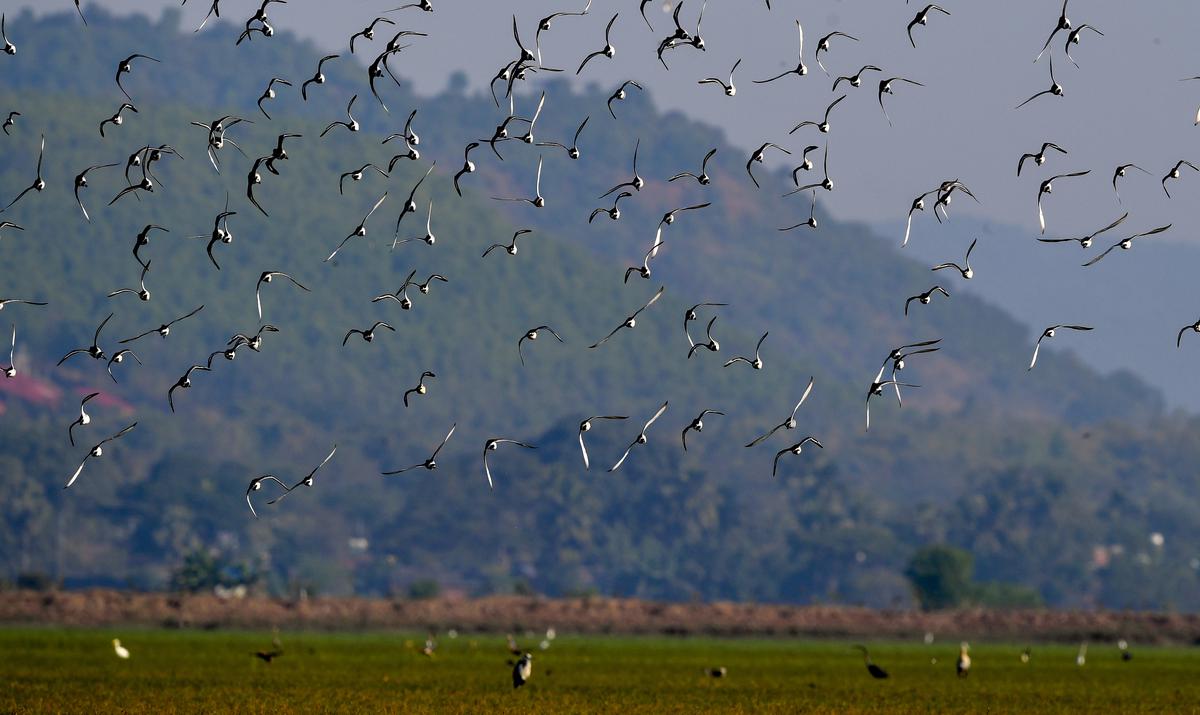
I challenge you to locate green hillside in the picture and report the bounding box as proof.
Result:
[0,8,1193,608]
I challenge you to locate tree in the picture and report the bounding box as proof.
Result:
[905,545,975,611]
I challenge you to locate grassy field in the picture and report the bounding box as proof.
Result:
[1,628,1198,713]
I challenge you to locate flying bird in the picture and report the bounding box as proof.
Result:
[681,409,724,451]
[245,474,289,517]
[1017,142,1067,177]
[904,286,949,315]
[2,134,46,213]
[746,142,791,188]
[114,54,159,102]
[746,377,815,447]
[576,13,618,74]
[907,4,951,48]
[772,437,823,477]
[578,415,628,470]
[724,331,768,369]
[120,305,204,344]
[1161,160,1198,198]
[58,312,113,365]
[342,321,395,346]
[402,371,436,407]
[878,77,924,125]
[1037,212,1127,249]
[698,58,741,96]
[99,103,137,138]
[518,326,564,366]
[590,285,664,348]
[932,238,977,279]
[301,54,339,100]
[1036,170,1090,233]
[607,80,643,118]
[65,423,138,489]
[1029,324,1093,370]
[382,423,456,474]
[483,438,536,490]
[256,271,310,321]
[815,31,858,74]
[669,148,717,185]
[67,392,102,447]
[790,95,845,135]
[1082,224,1172,267]
[609,401,669,472]
[268,445,338,504]
[755,20,807,83]
[74,162,119,222]
[1016,54,1064,109]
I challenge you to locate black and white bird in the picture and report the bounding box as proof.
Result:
[907,4,951,48]
[67,392,102,447]
[590,285,664,348]
[832,65,881,92]
[2,13,14,55]
[578,415,628,470]
[681,409,723,451]
[1161,160,1198,198]
[669,148,717,185]
[74,162,120,222]
[120,305,204,344]
[482,229,534,258]
[590,191,633,223]
[790,95,845,135]
[779,190,819,231]
[1017,142,1067,177]
[1064,23,1103,67]
[257,77,291,119]
[878,77,924,125]
[107,261,152,302]
[932,238,977,279]
[1035,0,1073,62]
[609,401,669,472]
[493,155,544,208]
[339,163,388,195]
[904,286,949,315]
[65,423,138,489]
[1111,164,1149,202]
[746,377,815,447]
[687,314,720,358]
[327,193,388,262]
[518,326,564,366]
[342,321,395,346]
[512,653,533,688]
[350,17,395,53]
[607,80,643,118]
[58,312,113,365]
[853,645,889,679]
[453,142,480,196]
[301,54,340,100]
[167,363,211,413]
[1029,324,1093,370]
[537,115,589,160]
[772,436,823,477]
[268,445,338,504]
[483,438,536,490]
[576,13,618,74]
[382,423,456,474]
[1016,54,1064,109]
[2,323,15,378]
[402,371,436,407]
[746,142,791,188]
[256,271,310,321]
[724,331,768,369]
[1037,212,1127,249]
[114,54,160,102]
[2,111,18,135]
[755,20,807,83]
[698,58,741,96]
[1082,224,1172,267]
[106,349,141,383]
[1036,170,1090,234]
[815,30,858,74]
[600,139,644,197]
[2,134,46,213]
[99,103,137,138]
[245,474,289,518]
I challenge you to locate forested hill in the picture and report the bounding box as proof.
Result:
[0,8,1193,610]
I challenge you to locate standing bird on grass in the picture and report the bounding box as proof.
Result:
[957,642,971,677]
[853,645,888,679]
[512,652,533,688]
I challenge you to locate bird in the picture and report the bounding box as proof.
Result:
[343,321,395,346]
[66,423,137,489]
[669,148,717,185]
[534,1,592,64]
[245,475,289,517]
[609,401,669,472]
[493,155,544,207]
[1,134,46,213]
[957,642,971,677]
[320,95,361,139]
[578,415,628,470]
[772,437,823,477]
[99,103,137,138]
[707,667,728,678]
[790,95,845,135]
[253,649,284,664]
[2,111,18,135]
[120,305,205,344]
[1161,160,1198,198]
[518,326,564,366]
[1029,324,1093,370]
[403,371,436,407]
[1,13,14,55]
[904,286,949,315]
[67,392,102,447]
[112,639,130,659]
[106,349,141,384]
[853,646,889,679]
[1118,639,1133,661]
[815,31,858,74]
[755,20,807,83]
[1037,212,1127,249]
[576,13,618,74]
[167,364,211,413]
[2,323,15,378]
[607,80,643,119]
[1016,54,1064,109]
[1076,643,1087,667]
[256,271,310,321]
[832,65,882,92]
[453,142,480,195]
[1020,647,1032,664]
[74,162,120,222]
[932,238,977,279]
[681,409,724,451]
[875,340,941,407]
[625,231,665,283]
[245,155,273,216]
[328,193,387,262]
[660,202,711,228]
[301,54,340,100]
[0,297,47,312]
[698,58,741,96]
[537,115,589,161]
[779,190,819,231]
[1064,24,1103,67]
[590,191,633,223]
[350,16,395,53]
[1111,164,1149,202]
[512,652,533,688]
[267,445,338,505]
[483,229,534,258]
[1082,224,1172,267]
[878,77,924,125]
[590,285,664,348]
[339,163,388,195]
[745,377,815,447]
[114,54,159,102]
[1017,142,1068,176]
[483,438,536,490]
[746,142,791,188]
[907,4,951,48]
[687,315,720,358]
[600,139,645,197]
[1036,170,1090,234]
[724,332,768,369]
[383,423,456,474]
[58,313,113,365]
[1035,0,1073,62]
[107,261,152,302]
[392,199,439,250]
[257,77,291,119]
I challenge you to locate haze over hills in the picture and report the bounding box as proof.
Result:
[0,9,1197,609]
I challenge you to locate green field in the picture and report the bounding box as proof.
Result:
[1,628,1197,713]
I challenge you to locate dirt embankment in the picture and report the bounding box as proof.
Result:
[2,590,1198,644]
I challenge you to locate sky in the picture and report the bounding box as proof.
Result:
[5,0,1200,408]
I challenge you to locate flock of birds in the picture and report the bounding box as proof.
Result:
[0,0,1194,566]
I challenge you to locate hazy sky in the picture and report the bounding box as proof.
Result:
[7,0,1200,407]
